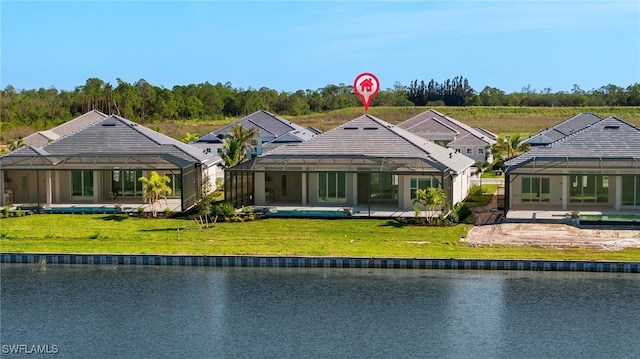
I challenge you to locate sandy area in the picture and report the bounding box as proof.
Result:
[464,223,640,250]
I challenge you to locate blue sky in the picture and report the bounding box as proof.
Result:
[1,1,639,94]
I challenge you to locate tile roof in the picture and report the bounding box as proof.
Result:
[521,113,603,146]
[266,114,475,173]
[194,110,316,144]
[397,109,496,146]
[4,115,221,167]
[23,110,108,147]
[506,116,640,168]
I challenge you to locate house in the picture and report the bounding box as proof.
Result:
[520,113,603,147]
[397,109,497,163]
[0,114,222,211]
[224,114,476,213]
[190,110,319,159]
[359,78,374,93]
[504,116,640,214]
[23,109,109,147]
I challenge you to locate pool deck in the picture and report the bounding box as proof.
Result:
[8,199,183,214]
[505,209,640,222]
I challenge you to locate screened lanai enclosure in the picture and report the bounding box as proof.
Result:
[1,153,205,212]
[224,155,467,212]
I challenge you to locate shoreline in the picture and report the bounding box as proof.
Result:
[2,252,639,273]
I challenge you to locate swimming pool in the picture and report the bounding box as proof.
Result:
[264,208,357,218]
[41,206,130,214]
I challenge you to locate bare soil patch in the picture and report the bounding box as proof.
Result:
[464,223,640,250]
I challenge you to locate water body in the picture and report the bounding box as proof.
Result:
[1,264,639,358]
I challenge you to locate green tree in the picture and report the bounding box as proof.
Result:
[181,132,200,143]
[475,161,490,190]
[491,135,530,162]
[6,138,25,151]
[413,187,447,224]
[231,124,259,153]
[138,171,172,217]
[220,137,246,168]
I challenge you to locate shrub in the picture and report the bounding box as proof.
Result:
[211,202,236,219]
[450,202,471,224]
[469,184,483,196]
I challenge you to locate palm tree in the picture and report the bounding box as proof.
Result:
[181,132,200,143]
[231,125,259,152]
[138,171,172,217]
[220,138,247,168]
[6,138,25,152]
[219,125,259,167]
[475,161,490,190]
[491,135,530,162]
[413,187,447,224]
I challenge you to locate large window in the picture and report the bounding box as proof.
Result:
[164,172,182,198]
[521,177,550,202]
[112,169,143,196]
[622,175,640,206]
[370,173,398,201]
[570,175,609,203]
[410,177,439,199]
[71,170,93,199]
[318,172,346,202]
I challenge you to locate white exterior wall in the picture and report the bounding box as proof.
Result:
[449,145,489,163]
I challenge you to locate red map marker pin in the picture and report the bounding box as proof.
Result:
[354,73,380,112]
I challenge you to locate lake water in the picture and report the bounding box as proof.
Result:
[1,264,639,358]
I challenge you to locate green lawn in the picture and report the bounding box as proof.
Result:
[1,215,638,261]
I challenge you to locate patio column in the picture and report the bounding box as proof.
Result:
[562,175,568,210]
[93,170,100,203]
[46,171,52,207]
[301,172,307,205]
[615,176,622,211]
[351,173,357,207]
[54,171,60,202]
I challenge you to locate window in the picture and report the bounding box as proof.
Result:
[318,172,346,202]
[570,175,608,203]
[466,148,473,155]
[370,173,398,201]
[112,169,143,196]
[410,177,439,199]
[71,170,93,199]
[164,172,181,198]
[622,175,640,206]
[478,148,484,155]
[455,149,461,153]
[521,177,550,202]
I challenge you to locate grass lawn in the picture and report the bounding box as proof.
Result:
[1,215,638,261]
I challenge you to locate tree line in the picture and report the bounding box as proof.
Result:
[1,77,638,132]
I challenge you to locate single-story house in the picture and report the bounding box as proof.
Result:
[224,114,476,212]
[504,116,640,213]
[397,109,497,163]
[190,110,320,158]
[520,112,603,147]
[22,110,109,147]
[1,114,222,211]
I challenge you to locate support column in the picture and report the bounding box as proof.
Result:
[615,176,622,211]
[93,170,100,203]
[46,171,52,207]
[351,173,358,207]
[301,171,307,206]
[562,175,568,211]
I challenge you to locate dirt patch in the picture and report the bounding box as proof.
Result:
[464,223,640,250]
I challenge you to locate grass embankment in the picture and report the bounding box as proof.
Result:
[2,215,639,261]
[158,106,640,140]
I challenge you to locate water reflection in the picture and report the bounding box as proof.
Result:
[1,265,638,358]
